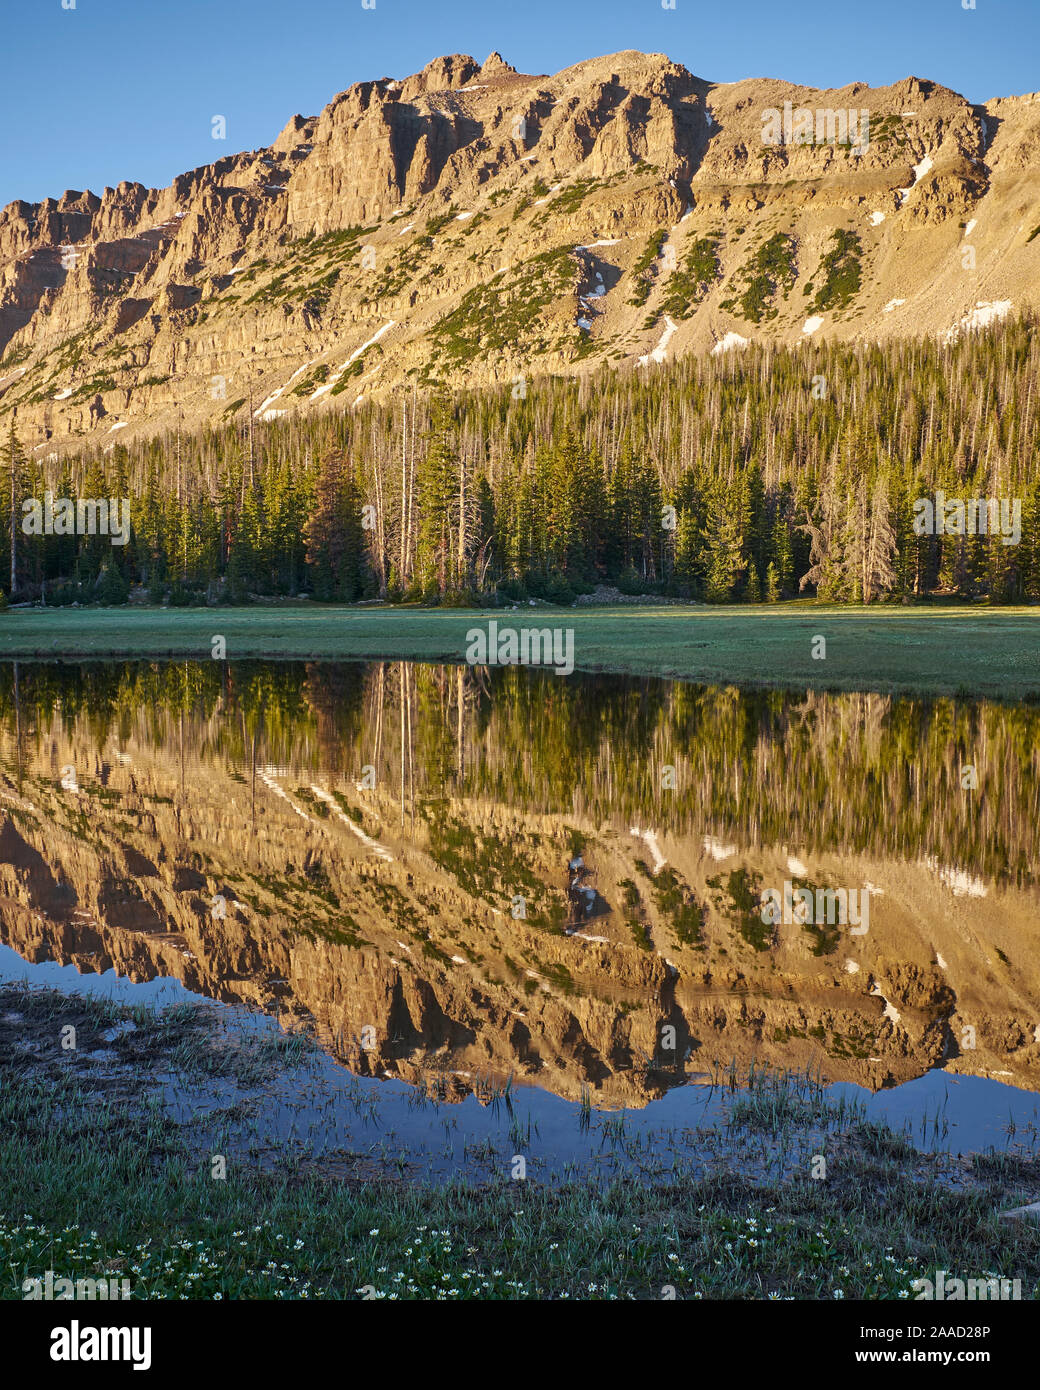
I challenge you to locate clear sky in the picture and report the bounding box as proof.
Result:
[4,0,1038,209]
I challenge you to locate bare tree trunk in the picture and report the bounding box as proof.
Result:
[400,400,407,585]
[457,452,466,588]
[372,460,386,591]
[456,665,464,782]
[406,386,416,583]
[8,421,15,597]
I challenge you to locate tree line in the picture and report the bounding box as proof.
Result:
[2,313,1038,607]
[1,661,1037,886]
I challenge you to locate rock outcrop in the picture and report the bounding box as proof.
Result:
[0,51,1038,459]
[2,702,1039,1108]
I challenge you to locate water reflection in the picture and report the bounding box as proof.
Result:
[0,660,1037,1130]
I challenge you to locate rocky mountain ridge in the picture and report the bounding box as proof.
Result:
[1,48,1039,457]
[2,713,1038,1108]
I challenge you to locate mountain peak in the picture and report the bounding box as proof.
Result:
[480,51,516,77]
[1,46,1038,452]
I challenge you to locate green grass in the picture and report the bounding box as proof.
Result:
[4,985,1040,1301]
[1,603,1038,700]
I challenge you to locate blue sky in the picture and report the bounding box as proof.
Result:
[4,0,1038,208]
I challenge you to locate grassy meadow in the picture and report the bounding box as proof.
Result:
[0,602,1038,699]
[4,985,1040,1301]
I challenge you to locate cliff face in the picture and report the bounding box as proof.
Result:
[2,704,1038,1109]
[0,50,1038,455]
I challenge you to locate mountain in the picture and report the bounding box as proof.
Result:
[1,49,1039,455]
[2,666,1039,1106]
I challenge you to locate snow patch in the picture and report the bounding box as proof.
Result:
[711,331,749,355]
[53,387,73,400]
[802,315,824,334]
[310,785,394,861]
[898,153,933,205]
[942,299,1012,344]
[963,218,977,237]
[311,322,395,399]
[883,298,906,312]
[870,983,902,1024]
[631,826,667,874]
[397,223,414,235]
[936,953,948,969]
[108,422,127,432]
[241,368,299,424]
[575,238,620,250]
[346,320,394,364]
[845,960,860,974]
[869,211,886,226]
[638,315,678,366]
[703,836,737,861]
[259,772,314,823]
[922,855,988,898]
[787,856,808,876]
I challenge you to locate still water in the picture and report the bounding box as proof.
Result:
[1,660,1038,1176]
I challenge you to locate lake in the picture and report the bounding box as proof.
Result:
[1,659,1038,1179]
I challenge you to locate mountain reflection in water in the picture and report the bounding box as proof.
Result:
[0,659,1038,1119]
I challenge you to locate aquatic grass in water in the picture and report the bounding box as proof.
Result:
[6,983,1040,1299]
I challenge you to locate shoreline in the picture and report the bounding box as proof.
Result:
[0,603,1037,700]
[3,981,1039,1301]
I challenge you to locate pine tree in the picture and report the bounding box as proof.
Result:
[863,476,897,602]
[98,562,129,605]
[304,449,365,601]
[416,400,457,597]
[771,512,793,595]
[5,418,22,598]
[765,560,780,602]
[704,486,744,602]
